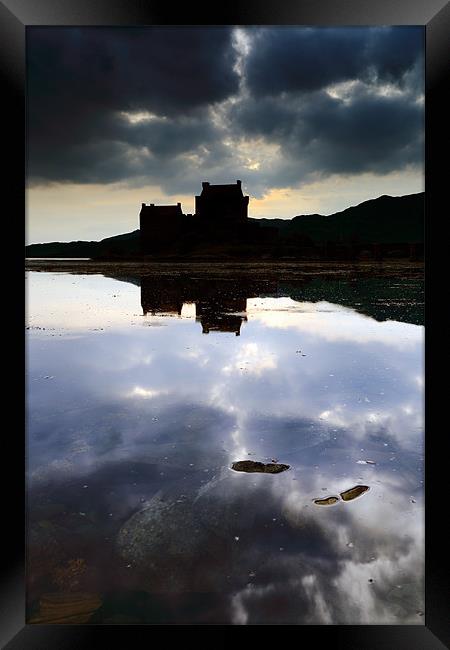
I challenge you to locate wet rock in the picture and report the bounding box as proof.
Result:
[28,520,66,583]
[313,496,339,506]
[116,491,241,593]
[231,460,290,474]
[340,485,370,501]
[117,494,202,562]
[51,558,87,591]
[117,477,276,594]
[28,592,102,624]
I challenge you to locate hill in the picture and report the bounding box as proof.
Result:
[250,192,424,244]
[26,192,424,259]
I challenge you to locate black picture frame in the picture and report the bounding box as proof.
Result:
[3,1,448,647]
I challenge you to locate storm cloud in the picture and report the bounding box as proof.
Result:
[27,27,238,185]
[242,27,423,96]
[27,26,424,195]
[230,88,423,186]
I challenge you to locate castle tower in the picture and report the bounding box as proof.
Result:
[195,180,249,221]
[139,202,183,253]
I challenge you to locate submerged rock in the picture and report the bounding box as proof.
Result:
[340,485,370,501]
[51,558,87,590]
[116,490,249,593]
[313,496,339,506]
[28,592,102,624]
[117,494,202,563]
[231,460,290,474]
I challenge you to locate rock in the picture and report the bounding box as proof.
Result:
[117,494,202,563]
[231,460,289,474]
[116,492,235,593]
[28,592,102,624]
[313,496,339,506]
[51,558,87,590]
[340,485,370,501]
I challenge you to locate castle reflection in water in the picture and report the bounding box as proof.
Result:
[130,271,424,333]
[140,277,278,335]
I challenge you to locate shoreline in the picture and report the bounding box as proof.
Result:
[25,258,424,280]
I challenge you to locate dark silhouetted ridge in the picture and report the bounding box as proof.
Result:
[26,193,423,260]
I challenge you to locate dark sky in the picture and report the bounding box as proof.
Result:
[27,26,424,242]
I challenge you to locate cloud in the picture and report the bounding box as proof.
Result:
[229,84,423,188]
[27,26,424,196]
[242,27,423,97]
[27,27,239,185]
[27,27,238,118]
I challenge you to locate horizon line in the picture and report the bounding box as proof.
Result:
[25,190,424,247]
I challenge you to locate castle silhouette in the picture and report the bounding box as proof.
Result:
[133,182,424,260]
[25,188,424,261]
[139,180,252,254]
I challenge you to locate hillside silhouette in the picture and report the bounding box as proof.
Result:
[26,191,424,261]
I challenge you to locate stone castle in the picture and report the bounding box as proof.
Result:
[139,180,250,253]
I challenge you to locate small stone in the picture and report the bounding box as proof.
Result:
[231,460,289,474]
[314,496,339,506]
[340,485,370,502]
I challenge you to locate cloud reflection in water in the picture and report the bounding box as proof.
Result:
[26,272,424,624]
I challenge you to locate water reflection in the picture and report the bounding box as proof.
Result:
[26,269,424,624]
[140,276,278,335]
[137,273,424,330]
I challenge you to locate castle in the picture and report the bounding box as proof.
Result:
[139,180,249,253]
[195,180,249,221]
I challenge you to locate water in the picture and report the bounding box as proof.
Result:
[25,257,92,261]
[26,266,424,624]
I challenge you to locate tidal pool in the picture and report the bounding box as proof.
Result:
[26,267,424,624]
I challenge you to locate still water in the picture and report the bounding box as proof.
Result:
[26,267,424,624]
